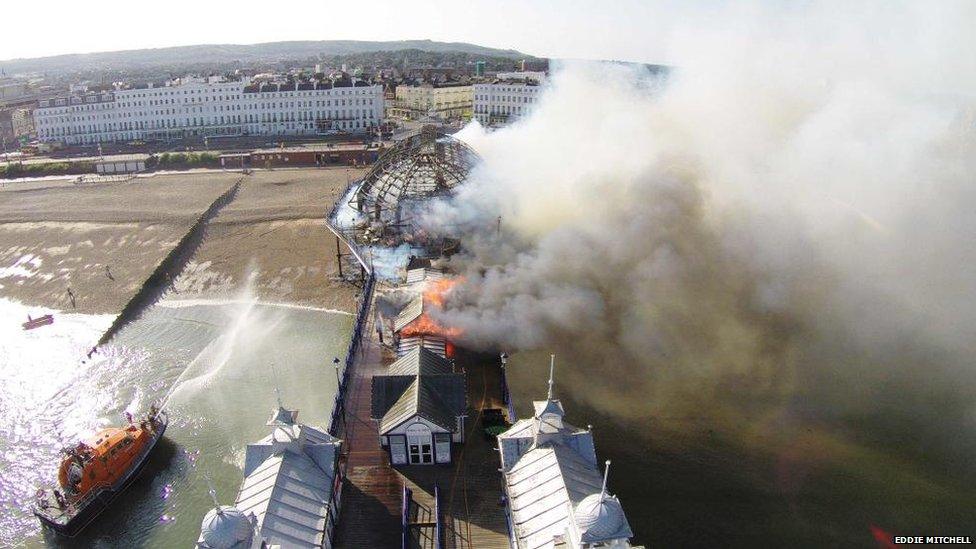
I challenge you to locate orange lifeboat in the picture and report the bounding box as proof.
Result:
[33,407,168,537]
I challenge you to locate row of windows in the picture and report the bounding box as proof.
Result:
[40,101,379,121]
[474,104,532,115]
[37,109,379,128]
[42,97,376,117]
[474,85,540,93]
[44,117,373,142]
[38,110,378,137]
[474,95,538,104]
[43,85,380,109]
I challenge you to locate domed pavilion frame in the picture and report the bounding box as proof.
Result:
[353,125,480,226]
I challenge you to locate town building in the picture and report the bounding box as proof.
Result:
[0,107,33,145]
[0,79,32,105]
[196,400,342,549]
[389,83,472,121]
[34,75,384,145]
[497,359,641,548]
[473,74,546,127]
[495,71,547,83]
[371,346,467,465]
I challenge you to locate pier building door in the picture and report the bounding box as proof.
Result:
[390,435,407,465]
[406,423,433,464]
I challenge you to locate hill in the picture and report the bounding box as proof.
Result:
[0,40,538,75]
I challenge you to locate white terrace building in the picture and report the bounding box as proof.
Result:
[473,75,546,127]
[497,360,641,549]
[34,76,384,145]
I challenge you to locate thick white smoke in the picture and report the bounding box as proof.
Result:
[426,0,976,450]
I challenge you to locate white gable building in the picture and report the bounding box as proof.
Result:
[497,359,641,549]
[197,402,342,549]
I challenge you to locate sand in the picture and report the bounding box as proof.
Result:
[0,168,364,315]
[172,168,367,312]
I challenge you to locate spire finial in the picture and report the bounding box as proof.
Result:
[206,476,221,513]
[547,354,555,400]
[272,363,283,409]
[600,459,611,502]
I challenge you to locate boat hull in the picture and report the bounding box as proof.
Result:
[22,315,54,330]
[33,412,168,537]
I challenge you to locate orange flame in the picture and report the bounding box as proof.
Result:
[400,277,463,339]
[424,278,459,307]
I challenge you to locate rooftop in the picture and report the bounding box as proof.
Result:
[371,346,466,434]
[497,362,638,548]
[232,405,341,548]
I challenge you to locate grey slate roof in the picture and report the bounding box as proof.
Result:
[371,347,466,434]
[393,294,425,332]
[389,346,454,375]
[371,375,415,419]
[377,375,466,434]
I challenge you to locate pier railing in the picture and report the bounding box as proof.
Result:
[434,484,444,549]
[500,361,517,422]
[401,486,412,549]
[327,272,375,437]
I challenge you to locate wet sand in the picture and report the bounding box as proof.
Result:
[173,168,366,312]
[0,168,364,315]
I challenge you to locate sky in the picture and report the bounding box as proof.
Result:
[0,0,706,63]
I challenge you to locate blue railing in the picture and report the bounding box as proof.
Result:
[434,484,443,549]
[500,362,517,422]
[328,273,375,437]
[401,486,412,549]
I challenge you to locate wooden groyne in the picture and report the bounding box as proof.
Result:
[94,176,245,348]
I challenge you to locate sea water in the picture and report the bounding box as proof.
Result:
[0,297,353,548]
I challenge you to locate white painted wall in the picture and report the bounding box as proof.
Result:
[34,81,385,144]
[472,80,545,126]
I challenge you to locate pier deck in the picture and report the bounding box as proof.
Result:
[335,305,510,549]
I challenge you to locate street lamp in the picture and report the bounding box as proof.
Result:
[332,356,348,434]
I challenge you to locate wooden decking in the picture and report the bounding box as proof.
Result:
[334,315,402,548]
[334,300,511,549]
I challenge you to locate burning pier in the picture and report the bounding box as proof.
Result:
[327,126,478,280]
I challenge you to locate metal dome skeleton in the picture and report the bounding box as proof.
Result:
[354,126,479,225]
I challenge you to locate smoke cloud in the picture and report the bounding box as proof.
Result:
[425,0,976,464]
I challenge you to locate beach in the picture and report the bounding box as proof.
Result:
[0,167,365,316]
[0,167,364,547]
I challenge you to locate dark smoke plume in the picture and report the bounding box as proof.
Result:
[423,2,976,471]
